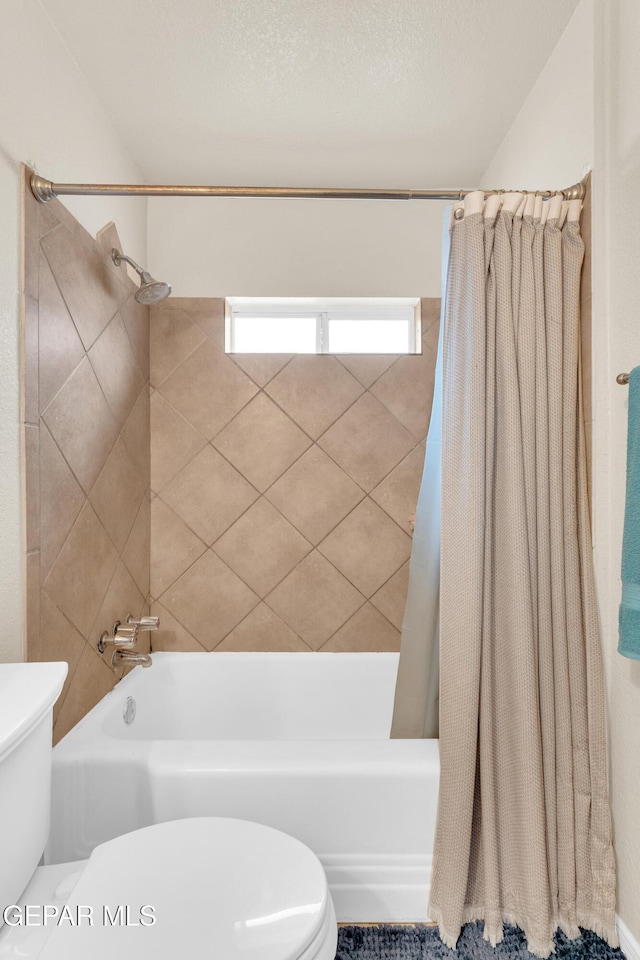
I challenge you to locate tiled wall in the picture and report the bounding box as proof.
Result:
[150,299,440,653]
[22,168,151,742]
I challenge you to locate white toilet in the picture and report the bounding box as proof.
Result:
[0,663,338,960]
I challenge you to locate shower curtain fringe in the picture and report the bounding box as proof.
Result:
[429,903,620,958]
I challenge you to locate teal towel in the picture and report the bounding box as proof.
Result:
[619,366,640,659]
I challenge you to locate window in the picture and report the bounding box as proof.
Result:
[225,298,421,354]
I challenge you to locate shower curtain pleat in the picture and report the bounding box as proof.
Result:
[420,192,617,956]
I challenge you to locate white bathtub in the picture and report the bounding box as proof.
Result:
[48,652,439,921]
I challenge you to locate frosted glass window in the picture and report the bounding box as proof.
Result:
[328,319,410,354]
[226,299,420,355]
[232,316,317,353]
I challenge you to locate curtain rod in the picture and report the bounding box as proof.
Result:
[30,174,585,204]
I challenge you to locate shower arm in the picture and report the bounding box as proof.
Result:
[30,174,586,204]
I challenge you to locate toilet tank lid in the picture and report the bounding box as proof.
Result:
[0,662,67,761]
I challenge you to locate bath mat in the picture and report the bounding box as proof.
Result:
[335,924,625,959]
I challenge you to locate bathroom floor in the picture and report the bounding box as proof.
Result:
[335,925,625,959]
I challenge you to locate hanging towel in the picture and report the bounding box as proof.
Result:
[619,365,640,659]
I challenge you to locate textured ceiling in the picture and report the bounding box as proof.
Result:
[41,0,579,187]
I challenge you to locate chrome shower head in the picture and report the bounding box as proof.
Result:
[111,249,171,305]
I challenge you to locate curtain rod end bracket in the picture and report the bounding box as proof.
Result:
[31,175,56,203]
[562,181,585,201]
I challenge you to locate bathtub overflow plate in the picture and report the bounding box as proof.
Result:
[123,696,136,725]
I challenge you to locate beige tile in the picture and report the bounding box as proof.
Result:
[217,604,310,652]
[161,445,258,545]
[265,356,363,439]
[38,201,62,240]
[89,312,144,427]
[43,357,119,493]
[150,498,206,598]
[53,644,116,744]
[39,424,85,584]
[265,551,364,649]
[370,319,439,439]
[22,167,40,301]
[265,446,364,545]
[38,251,84,413]
[335,355,397,389]
[149,601,206,653]
[158,339,258,439]
[150,392,206,492]
[370,561,410,630]
[95,222,135,293]
[39,593,86,725]
[90,560,147,665]
[23,295,39,424]
[322,603,400,652]
[120,294,150,379]
[43,502,118,638]
[370,443,425,533]
[121,386,150,479]
[26,552,40,662]
[122,494,150,598]
[318,393,414,493]
[213,393,311,493]
[159,297,225,346]
[89,439,147,553]
[150,306,205,387]
[420,298,441,332]
[24,425,40,554]
[213,498,312,597]
[40,223,129,350]
[231,354,293,388]
[46,197,98,250]
[318,499,411,596]
[160,551,259,650]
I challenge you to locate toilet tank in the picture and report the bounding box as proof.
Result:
[0,662,67,921]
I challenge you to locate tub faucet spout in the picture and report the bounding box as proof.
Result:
[112,649,152,669]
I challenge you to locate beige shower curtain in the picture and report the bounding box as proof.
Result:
[415,191,617,955]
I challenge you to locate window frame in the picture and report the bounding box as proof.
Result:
[225,298,422,355]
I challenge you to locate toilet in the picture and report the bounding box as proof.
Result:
[0,663,337,960]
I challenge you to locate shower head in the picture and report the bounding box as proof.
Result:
[111,249,171,304]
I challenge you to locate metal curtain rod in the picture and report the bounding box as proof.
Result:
[29,174,586,204]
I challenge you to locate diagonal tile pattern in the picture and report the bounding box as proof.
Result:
[158,338,257,439]
[160,445,258,545]
[265,551,365,649]
[22,181,151,743]
[265,355,364,439]
[265,446,364,545]
[213,498,312,597]
[318,392,415,493]
[213,393,311,492]
[149,297,441,653]
[159,551,259,650]
[318,499,412,597]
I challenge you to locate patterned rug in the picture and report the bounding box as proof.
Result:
[335,924,625,959]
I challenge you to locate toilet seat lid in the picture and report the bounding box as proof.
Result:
[40,818,330,960]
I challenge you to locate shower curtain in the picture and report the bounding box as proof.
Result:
[390,216,448,739]
[395,190,617,955]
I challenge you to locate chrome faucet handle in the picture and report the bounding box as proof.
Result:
[97,622,138,653]
[126,614,160,631]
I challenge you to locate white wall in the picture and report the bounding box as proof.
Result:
[0,0,147,661]
[482,0,594,191]
[482,0,640,941]
[147,194,446,299]
[592,0,640,941]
